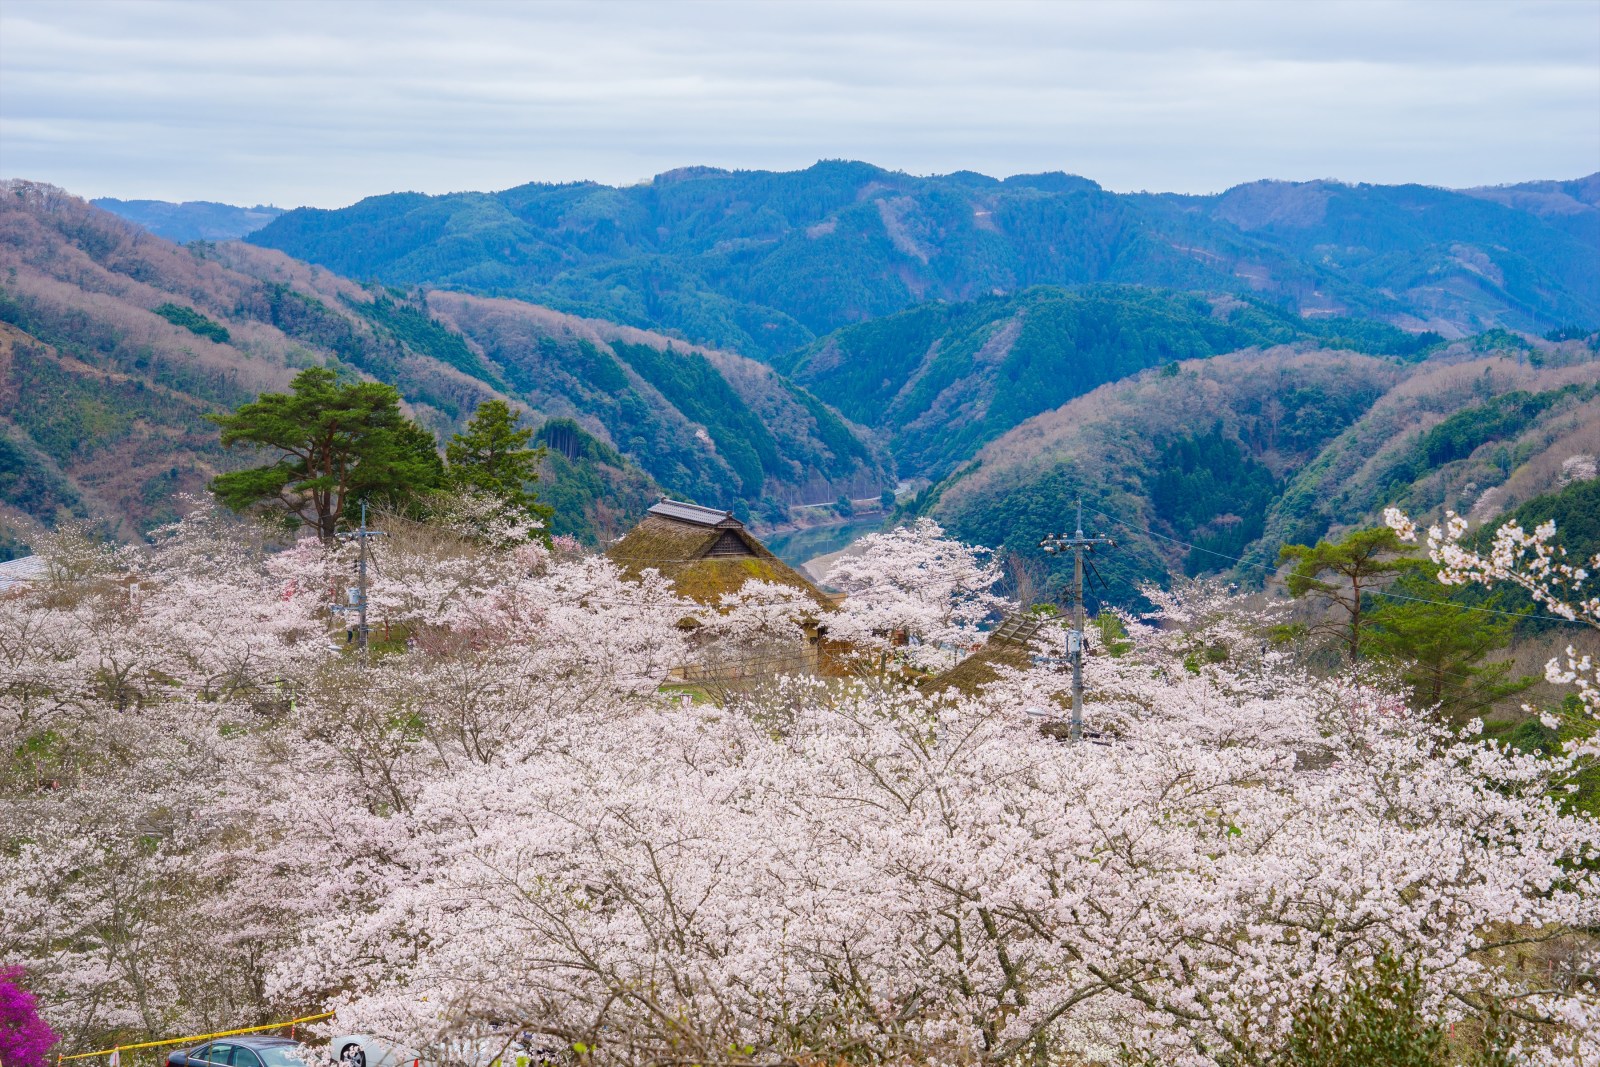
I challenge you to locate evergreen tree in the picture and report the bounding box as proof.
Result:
[1279,527,1418,663]
[1281,954,1445,1067]
[208,367,445,539]
[446,400,552,536]
[1366,571,1535,721]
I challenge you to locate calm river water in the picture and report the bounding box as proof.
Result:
[762,515,888,572]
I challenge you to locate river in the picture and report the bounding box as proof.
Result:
[762,515,888,575]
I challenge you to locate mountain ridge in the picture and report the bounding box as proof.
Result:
[911,338,1600,604]
[237,161,1600,360]
[90,197,286,242]
[0,181,887,546]
[779,284,1443,481]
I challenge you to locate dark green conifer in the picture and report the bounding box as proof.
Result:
[446,400,553,538]
[208,367,444,539]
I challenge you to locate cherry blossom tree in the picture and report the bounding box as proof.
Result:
[823,518,1012,672]
[1386,506,1600,744]
[255,576,1599,1064]
[4,504,1598,1065]
[682,580,819,702]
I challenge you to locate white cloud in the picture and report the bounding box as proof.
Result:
[0,0,1595,206]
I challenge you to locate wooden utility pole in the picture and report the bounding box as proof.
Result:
[1039,501,1114,741]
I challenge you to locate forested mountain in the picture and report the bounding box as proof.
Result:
[0,181,887,548]
[778,285,1438,478]
[14,173,1598,582]
[911,336,1600,604]
[417,289,885,518]
[92,197,285,242]
[240,161,1599,360]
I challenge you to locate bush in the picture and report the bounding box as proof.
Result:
[0,968,57,1067]
[1281,954,1444,1067]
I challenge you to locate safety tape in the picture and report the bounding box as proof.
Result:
[57,1012,335,1063]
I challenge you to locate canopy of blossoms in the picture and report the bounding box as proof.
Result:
[1,505,1595,1065]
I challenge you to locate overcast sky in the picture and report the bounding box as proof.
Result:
[1,0,1596,208]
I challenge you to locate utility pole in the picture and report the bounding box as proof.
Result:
[333,500,386,656]
[1039,501,1114,741]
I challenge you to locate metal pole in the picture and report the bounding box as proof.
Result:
[357,500,369,654]
[334,500,384,659]
[1071,531,1084,743]
[1038,499,1113,744]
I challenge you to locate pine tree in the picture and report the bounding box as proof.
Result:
[1366,570,1535,721]
[446,400,553,537]
[208,367,445,539]
[1279,527,1418,662]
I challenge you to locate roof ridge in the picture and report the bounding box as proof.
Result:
[649,498,741,527]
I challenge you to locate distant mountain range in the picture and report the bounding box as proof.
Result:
[91,197,286,242]
[0,182,886,548]
[9,169,1599,584]
[218,162,1597,359]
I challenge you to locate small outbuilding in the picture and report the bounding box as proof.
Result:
[607,499,843,681]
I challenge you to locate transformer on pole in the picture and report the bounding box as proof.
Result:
[332,500,386,656]
[1039,501,1114,741]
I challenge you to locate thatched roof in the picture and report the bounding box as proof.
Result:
[606,500,829,606]
[921,614,1046,696]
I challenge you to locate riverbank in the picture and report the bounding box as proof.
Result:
[763,515,887,578]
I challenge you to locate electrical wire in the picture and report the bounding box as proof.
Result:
[1075,501,1587,628]
[20,507,1590,700]
[1062,500,1600,703]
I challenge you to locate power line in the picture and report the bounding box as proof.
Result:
[1075,502,1586,628]
[1023,508,1560,707]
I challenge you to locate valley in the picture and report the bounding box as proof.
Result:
[8,3,1600,1057]
[8,171,1598,599]
[913,339,1599,604]
[0,180,886,548]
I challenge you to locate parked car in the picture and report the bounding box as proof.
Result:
[167,1038,306,1067]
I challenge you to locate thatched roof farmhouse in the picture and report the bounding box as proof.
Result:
[606,499,830,607]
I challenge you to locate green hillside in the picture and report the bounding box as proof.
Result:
[420,292,886,516]
[779,285,1437,478]
[0,182,886,546]
[243,162,1599,360]
[911,336,1600,606]
[1441,477,1600,638]
[1255,353,1600,568]
[533,418,660,544]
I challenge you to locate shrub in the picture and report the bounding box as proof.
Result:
[0,968,57,1067]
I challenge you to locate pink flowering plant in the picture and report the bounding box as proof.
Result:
[0,968,57,1067]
